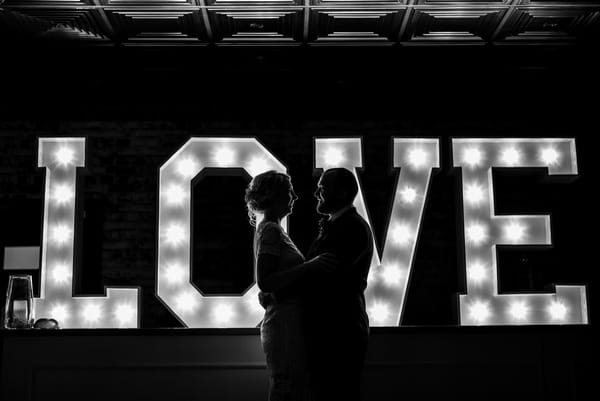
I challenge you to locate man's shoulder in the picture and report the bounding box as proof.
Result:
[338,207,365,223]
[336,209,372,235]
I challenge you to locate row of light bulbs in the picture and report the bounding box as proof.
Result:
[49,141,567,173]
[461,145,562,168]
[47,301,137,327]
[466,298,569,323]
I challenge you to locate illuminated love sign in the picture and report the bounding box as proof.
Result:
[452,139,588,325]
[156,138,285,327]
[34,138,140,328]
[30,137,588,328]
[315,138,440,326]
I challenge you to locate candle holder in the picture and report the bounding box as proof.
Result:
[3,275,35,329]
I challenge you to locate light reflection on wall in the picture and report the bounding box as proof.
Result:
[34,138,140,328]
[156,138,286,328]
[452,138,588,325]
[314,137,440,326]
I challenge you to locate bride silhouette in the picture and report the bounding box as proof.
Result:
[245,170,336,401]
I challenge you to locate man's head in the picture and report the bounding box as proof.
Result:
[314,168,359,215]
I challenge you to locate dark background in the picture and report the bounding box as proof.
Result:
[0,43,597,328]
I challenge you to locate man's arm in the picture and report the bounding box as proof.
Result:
[278,219,371,295]
[257,253,338,293]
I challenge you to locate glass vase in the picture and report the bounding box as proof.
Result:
[3,274,35,329]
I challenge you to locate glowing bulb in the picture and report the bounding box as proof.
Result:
[82,303,103,323]
[508,301,529,321]
[368,301,391,323]
[247,157,271,176]
[468,300,491,323]
[381,264,403,286]
[176,157,199,178]
[214,303,235,324]
[52,263,71,285]
[165,223,186,247]
[548,300,568,321]
[213,146,237,167]
[467,261,487,284]
[176,291,198,313]
[50,303,69,323]
[463,147,483,168]
[465,183,485,205]
[399,186,418,204]
[541,147,560,166]
[51,224,72,245]
[504,221,526,242]
[466,222,487,245]
[501,147,521,166]
[115,303,136,325]
[54,146,75,166]
[323,147,345,167]
[390,223,412,247]
[164,262,186,285]
[164,184,187,206]
[53,184,74,205]
[407,148,428,169]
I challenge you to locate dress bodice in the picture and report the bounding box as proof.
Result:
[254,221,305,303]
[254,221,305,269]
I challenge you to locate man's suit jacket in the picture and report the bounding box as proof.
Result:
[304,206,374,342]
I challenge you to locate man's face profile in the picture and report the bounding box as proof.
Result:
[314,172,340,215]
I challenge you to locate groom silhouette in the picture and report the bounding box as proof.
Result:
[303,167,374,401]
[258,167,373,400]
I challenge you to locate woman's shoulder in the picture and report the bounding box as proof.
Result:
[256,221,283,246]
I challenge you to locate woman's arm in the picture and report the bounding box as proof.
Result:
[256,253,338,293]
[257,254,306,293]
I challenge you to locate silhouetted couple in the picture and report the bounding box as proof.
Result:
[245,168,374,401]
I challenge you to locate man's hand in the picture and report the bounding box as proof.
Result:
[306,252,339,273]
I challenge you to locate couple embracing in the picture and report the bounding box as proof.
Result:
[245,168,374,401]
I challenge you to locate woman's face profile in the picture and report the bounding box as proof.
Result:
[270,179,298,220]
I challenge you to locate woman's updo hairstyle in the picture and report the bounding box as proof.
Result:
[245,170,291,226]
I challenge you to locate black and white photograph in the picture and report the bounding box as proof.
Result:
[0,1,597,400]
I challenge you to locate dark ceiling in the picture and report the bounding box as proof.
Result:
[0,44,598,123]
[1,3,599,124]
[1,0,599,46]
